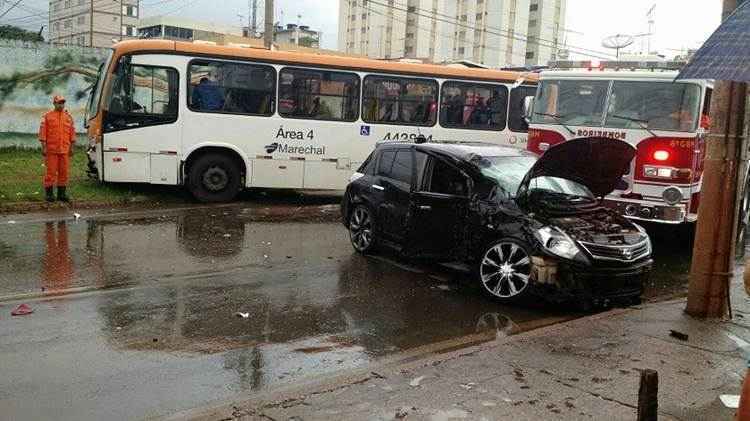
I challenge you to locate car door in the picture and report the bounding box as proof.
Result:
[372,148,414,244]
[407,151,471,259]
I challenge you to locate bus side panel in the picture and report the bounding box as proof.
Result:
[304,160,351,190]
[104,152,149,182]
[251,159,304,188]
[150,154,179,184]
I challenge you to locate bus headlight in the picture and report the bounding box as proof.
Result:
[662,186,683,205]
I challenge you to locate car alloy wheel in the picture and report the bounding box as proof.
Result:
[480,241,532,300]
[349,206,374,253]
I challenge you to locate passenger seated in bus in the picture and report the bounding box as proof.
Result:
[470,98,490,125]
[381,103,395,122]
[446,95,464,125]
[192,76,224,111]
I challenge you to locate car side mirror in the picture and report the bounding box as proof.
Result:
[523,96,535,123]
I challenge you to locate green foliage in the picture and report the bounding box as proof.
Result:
[298,36,318,48]
[0,25,43,42]
[0,48,103,108]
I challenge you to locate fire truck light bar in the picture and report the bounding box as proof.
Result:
[549,60,687,71]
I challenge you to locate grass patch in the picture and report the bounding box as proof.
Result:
[0,146,188,208]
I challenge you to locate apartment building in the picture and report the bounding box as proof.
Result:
[49,0,140,48]
[524,0,566,66]
[338,0,565,68]
[139,16,243,43]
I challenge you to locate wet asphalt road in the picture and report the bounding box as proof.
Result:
[0,200,700,420]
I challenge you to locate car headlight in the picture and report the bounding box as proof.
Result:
[535,226,581,260]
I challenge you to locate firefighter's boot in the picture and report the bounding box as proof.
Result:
[45,187,55,202]
[57,186,70,203]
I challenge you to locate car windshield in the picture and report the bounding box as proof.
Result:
[472,155,594,199]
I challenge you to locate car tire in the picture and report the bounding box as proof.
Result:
[188,153,242,203]
[348,204,377,254]
[477,239,533,304]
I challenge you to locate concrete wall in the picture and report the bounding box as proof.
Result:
[0,40,109,148]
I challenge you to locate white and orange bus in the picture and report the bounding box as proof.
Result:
[84,40,537,202]
[524,61,724,225]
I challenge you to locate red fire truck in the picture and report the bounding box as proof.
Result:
[523,60,743,228]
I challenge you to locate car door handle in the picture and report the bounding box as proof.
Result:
[372,184,385,191]
[418,205,432,210]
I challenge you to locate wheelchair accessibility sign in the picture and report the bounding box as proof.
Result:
[360,125,371,136]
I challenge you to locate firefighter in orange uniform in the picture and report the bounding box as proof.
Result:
[39,95,76,203]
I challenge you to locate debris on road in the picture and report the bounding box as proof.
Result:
[371,371,387,379]
[73,213,81,220]
[720,394,740,409]
[222,233,231,238]
[409,375,427,387]
[431,285,451,291]
[235,312,250,318]
[7,220,16,224]
[395,407,409,419]
[669,330,689,341]
[459,382,477,390]
[10,304,33,316]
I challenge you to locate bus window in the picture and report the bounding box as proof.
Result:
[363,76,437,126]
[531,80,609,127]
[105,62,178,132]
[605,81,701,132]
[278,68,360,122]
[188,60,275,116]
[439,81,508,131]
[508,85,536,132]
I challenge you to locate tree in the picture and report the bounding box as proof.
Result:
[0,25,44,42]
[298,36,318,48]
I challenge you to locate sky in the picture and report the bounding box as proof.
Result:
[1,0,724,60]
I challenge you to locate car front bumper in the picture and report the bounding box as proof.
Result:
[533,255,652,304]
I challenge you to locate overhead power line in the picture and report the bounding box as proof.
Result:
[0,0,24,19]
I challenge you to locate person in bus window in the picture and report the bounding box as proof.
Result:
[192,73,224,111]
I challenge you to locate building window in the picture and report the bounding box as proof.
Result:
[77,15,85,25]
[64,20,72,29]
[530,4,539,11]
[460,14,467,21]
[139,25,163,39]
[361,13,367,19]
[476,13,483,20]
[278,67,360,122]
[77,35,86,45]
[361,27,366,33]
[164,25,193,40]
[405,32,414,39]
[405,46,414,54]
[78,0,85,5]
[362,75,438,126]
[122,25,136,36]
[525,51,535,59]
[529,19,537,27]
[53,22,61,31]
[407,6,416,12]
[188,60,276,116]
[458,47,465,54]
[350,14,356,21]
[64,0,71,8]
[122,5,138,17]
[440,81,508,131]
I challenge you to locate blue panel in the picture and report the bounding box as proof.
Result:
[677,1,750,81]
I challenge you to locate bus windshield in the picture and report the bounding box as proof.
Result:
[530,79,702,132]
[86,49,114,123]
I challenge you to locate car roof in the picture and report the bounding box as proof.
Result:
[409,142,534,160]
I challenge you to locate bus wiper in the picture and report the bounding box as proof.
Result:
[609,114,657,137]
[533,112,575,135]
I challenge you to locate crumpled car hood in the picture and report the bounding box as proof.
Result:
[518,137,636,198]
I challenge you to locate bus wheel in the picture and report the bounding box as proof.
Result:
[188,153,241,203]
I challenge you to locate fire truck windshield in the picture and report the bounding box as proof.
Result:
[605,81,701,132]
[531,79,702,133]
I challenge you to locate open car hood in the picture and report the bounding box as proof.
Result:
[518,137,637,198]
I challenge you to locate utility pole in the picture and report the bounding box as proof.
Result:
[90,0,94,47]
[686,0,748,318]
[263,0,273,49]
[250,0,257,38]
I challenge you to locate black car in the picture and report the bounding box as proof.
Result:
[341,137,653,306]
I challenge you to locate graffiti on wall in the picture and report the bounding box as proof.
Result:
[0,40,109,148]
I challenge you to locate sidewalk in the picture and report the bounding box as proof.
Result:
[175,280,750,421]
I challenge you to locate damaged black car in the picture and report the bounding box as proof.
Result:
[341,137,652,306]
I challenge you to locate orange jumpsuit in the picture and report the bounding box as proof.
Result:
[38,110,76,188]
